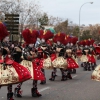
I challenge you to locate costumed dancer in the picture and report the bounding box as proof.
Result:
[91,64,100,81]
[64,35,79,79]
[80,40,90,71]
[14,28,45,97]
[37,29,54,84]
[87,39,96,70]
[95,45,100,60]
[11,43,23,97]
[77,41,84,67]
[76,41,83,59]
[69,36,78,74]
[91,43,100,81]
[0,21,31,100]
[49,32,67,81]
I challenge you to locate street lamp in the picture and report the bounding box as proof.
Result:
[79,2,93,41]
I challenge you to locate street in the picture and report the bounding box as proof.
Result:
[0,60,100,100]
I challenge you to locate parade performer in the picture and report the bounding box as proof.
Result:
[91,64,100,81]
[69,36,78,74]
[49,32,67,81]
[64,35,79,79]
[80,39,96,71]
[77,41,84,67]
[14,28,45,97]
[22,44,44,97]
[0,21,31,100]
[95,45,100,60]
[91,41,100,81]
[80,40,91,71]
[38,29,54,84]
[76,41,83,59]
[87,39,96,70]
[11,43,23,97]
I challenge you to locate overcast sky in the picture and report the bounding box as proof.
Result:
[27,0,100,26]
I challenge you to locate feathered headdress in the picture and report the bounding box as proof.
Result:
[53,32,66,44]
[39,30,54,42]
[0,22,9,41]
[22,29,37,44]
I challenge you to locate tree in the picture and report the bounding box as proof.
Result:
[54,20,68,33]
[39,13,49,26]
[88,24,100,42]
[0,0,43,30]
[80,30,91,40]
[72,26,79,37]
[0,0,43,41]
[48,16,63,26]
[0,0,23,14]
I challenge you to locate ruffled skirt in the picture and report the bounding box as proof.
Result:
[43,57,53,69]
[80,55,88,62]
[91,64,100,81]
[52,57,67,69]
[66,58,79,69]
[20,60,45,81]
[87,55,96,63]
[0,60,31,86]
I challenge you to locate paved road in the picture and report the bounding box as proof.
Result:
[0,60,100,100]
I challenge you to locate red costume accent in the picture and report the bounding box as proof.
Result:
[46,39,53,46]
[0,22,9,41]
[63,35,70,45]
[32,30,39,39]
[39,30,54,42]
[50,53,57,61]
[76,50,82,57]
[70,36,78,45]
[87,55,96,63]
[95,46,100,54]
[22,29,37,44]
[36,51,48,69]
[66,58,79,69]
[0,56,32,86]
[53,33,65,44]
[33,59,45,81]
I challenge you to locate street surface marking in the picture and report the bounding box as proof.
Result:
[72,75,77,78]
[39,87,50,92]
[1,97,4,99]
[39,75,77,93]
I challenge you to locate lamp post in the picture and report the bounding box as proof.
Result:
[78,2,93,41]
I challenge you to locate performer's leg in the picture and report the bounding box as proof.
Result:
[83,62,87,71]
[67,69,72,79]
[7,85,14,100]
[91,63,96,70]
[60,68,67,81]
[49,68,57,81]
[72,68,76,74]
[40,68,46,84]
[94,62,97,68]
[31,80,42,97]
[81,62,84,67]
[87,62,91,71]
[14,83,22,97]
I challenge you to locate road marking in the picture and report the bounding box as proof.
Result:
[38,75,77,93]
[72,75,77,78]
[39,87,50,92]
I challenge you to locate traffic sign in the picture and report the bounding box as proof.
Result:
[5,14,19,34]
